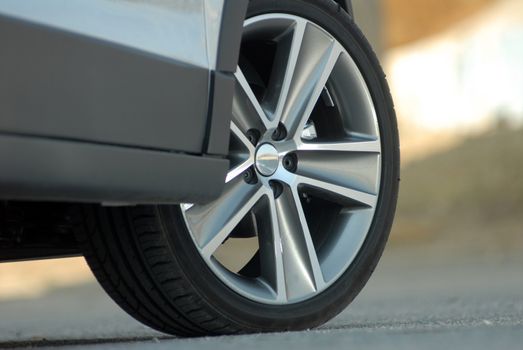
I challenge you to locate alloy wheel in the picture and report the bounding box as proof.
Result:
[181,14,381,305]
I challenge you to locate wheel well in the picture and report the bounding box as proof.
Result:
[0,202,80,262]
[333,0,354,17]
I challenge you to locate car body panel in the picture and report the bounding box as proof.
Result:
[0,0,247,204]
[0,0,212,69]
[0,134,229,204]
[0,13,210,153]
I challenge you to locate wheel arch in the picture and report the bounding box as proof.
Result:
[334,0,354,17]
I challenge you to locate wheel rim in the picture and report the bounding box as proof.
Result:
[181,14,381,305]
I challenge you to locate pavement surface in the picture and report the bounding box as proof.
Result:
[0,248,522,349]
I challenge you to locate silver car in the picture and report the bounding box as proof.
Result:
[0,0,399,335]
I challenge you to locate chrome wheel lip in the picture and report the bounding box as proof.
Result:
[181,13,382,305]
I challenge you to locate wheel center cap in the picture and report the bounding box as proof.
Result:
[255,144,279,177]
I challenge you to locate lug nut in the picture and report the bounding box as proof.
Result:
[246,129,260,145]
[243,168,257,184]
[272,123,287,141]
[282,153,298,172]
[269,181,284,199]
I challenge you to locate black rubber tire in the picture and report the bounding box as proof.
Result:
[77,0,400,336]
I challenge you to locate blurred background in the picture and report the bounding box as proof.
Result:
[0,0,522,342]
[355,0,523,260]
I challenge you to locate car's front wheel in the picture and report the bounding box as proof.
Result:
[77,0,399,336]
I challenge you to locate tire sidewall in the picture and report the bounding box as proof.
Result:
[162,0,400,332]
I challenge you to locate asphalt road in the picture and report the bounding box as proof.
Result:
[0,248,522,349]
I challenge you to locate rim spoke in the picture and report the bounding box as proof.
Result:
[234,69,273,132]
[296,175,378,208]
[270,19,342,138]
[295,144,381,196]
[297,139,381,153]
[225,157,254,183]
[257,194,287,302]
[230,122,256,153]
[184,179,266,259]
[226,123,255,183]
[274,185,324,300]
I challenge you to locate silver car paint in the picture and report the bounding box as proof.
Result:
[0,0,226,70]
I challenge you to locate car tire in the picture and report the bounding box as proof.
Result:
[77,0,399,336]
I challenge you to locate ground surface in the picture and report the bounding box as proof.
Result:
[0,247,521,350]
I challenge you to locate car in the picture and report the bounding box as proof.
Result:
[0,0,399,336]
